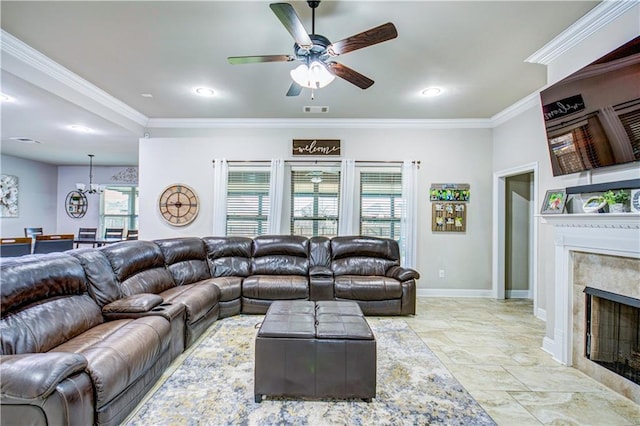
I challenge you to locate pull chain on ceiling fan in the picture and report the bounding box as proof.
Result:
[227,1,398,97]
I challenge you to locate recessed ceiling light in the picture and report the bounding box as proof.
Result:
[68,124,93,133]
[421,87,442,97]
[9,137,40,144]
[194,87,216,97]
[1,93,15,102]
[141,93,153,98]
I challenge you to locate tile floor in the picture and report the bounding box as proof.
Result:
[405,297,640,425]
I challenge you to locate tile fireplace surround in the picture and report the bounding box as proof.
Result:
[542,213,640,404]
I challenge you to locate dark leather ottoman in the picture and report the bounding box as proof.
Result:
[254,300,376,402]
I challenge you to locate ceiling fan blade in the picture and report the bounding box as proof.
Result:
[270,3,313,49]
[286,82,303,97]
[227,55,295,65]
[327,62,374,89]
[327,22,398,56]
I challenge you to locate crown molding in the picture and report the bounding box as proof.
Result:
[490,92,541,127]
[526,0,638,65]
[1,29,149,127]
[146,117,493,130]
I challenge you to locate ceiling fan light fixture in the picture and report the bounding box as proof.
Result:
[310,175,323,184]
[290,61,335,89]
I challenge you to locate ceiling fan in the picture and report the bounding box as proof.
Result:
[227,1,398,96]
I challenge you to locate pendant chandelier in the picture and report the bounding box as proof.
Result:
[76,154,103,194]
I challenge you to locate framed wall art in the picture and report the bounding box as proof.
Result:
[540,189,567,214]
[0,174,19,218]
[432,202,466,232]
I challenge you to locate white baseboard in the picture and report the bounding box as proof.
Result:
[536,308,547,321]
[417,288,494,298]
[505,290,532,299]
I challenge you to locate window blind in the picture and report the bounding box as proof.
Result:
[226,170,270,237]
[619,109,640,159]
[359,171,402,240]
[290,170,340,237]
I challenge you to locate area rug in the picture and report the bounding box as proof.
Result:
[125,315,495,425]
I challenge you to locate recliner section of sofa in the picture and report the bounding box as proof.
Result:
[0,253,173,426]
[330,236,419,315]
[202,236,250,318]
[241,235,311,314]
[101,240,221,349]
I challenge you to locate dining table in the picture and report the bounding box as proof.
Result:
[74,237,123,247]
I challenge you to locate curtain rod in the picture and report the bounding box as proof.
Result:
[218,160,420,165]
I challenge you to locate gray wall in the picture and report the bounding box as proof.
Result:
[0,154,58,237]
[140,126,495,294]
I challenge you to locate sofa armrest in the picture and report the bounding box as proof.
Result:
[309,266,333,277]
[386,266,420,281]
[102,293,163,314]
[1,352,87,400]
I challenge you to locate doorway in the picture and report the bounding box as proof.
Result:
[505,172,533,298]
[492,163,539,315]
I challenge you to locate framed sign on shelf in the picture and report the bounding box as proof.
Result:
[540,189,567,214]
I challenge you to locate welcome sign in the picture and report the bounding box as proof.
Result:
[292,139,341,156]
[542,94,585,121]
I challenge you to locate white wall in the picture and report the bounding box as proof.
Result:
[56,165,139,236]
[493,7,640,341]
[0,154,58,237]
[140,126,494,292]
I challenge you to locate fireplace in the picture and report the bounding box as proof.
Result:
[542,212,639,404]
[585,288,640,386]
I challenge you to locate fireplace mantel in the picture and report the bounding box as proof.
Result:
[541,213,640,229]
[541,213,640,366]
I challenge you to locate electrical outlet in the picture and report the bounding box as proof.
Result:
[438,269,445,278]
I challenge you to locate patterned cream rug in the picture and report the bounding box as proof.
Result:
[125,315,495,425]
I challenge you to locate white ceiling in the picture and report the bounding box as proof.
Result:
[0,1,601,166]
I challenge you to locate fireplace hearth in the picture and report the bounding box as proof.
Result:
[585,287,640,386]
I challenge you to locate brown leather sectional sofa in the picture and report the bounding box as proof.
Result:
[0,235,419,426]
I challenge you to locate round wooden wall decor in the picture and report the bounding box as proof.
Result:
[65,190,88,218]
[158,184,199,226]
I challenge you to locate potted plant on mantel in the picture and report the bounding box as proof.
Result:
[603,190,630,213]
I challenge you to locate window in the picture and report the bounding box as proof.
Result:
[359,171,402,240]
[290,170,340,237]
[226,170,270,237]
[101,186,138,233]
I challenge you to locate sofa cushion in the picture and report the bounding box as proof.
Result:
[155,237,211,285]
[208,276,242,302]
[330,236,400,276]
[101,241,176,296]
[0,254,103,355]
[54,316,170,408]
[159,282,221,324]
[71,248,122,307]
[242,275,309,300]
[333,276,403,301]
[251,235,309,276]
[203,236,252,277]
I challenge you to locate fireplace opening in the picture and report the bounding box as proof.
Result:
[585,287,640,385]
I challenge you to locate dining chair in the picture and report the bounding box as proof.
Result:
[76,227,98,248]
[33,234,74,254]
[24,227,44,239]
[126,229,139,240]
[0,237,33,257]
[104,228,124,240]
